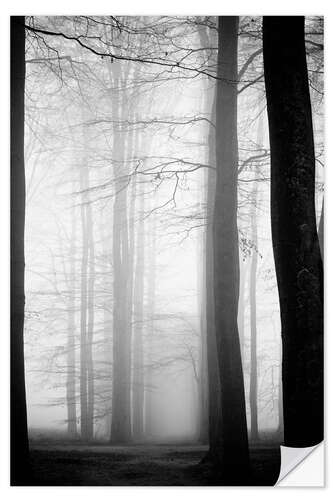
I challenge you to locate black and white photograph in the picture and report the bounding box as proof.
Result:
[9,11,324,487]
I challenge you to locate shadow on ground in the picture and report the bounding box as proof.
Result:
[29,442,281,486]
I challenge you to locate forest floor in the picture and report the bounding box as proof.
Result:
[29,441,281,486]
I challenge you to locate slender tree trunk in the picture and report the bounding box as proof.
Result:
[79,165,89,441]
[86,198,95,441]
[205,161,223,458]
[132,181,145,440]
[249,113,263,442]
[204,95,223,459]
[10,15,31,485]
[144,206,156,438]
[127,116,139,434]
[67,190,78,437]
[101,217,113,438]
[110,69,132,443]
[212,16,250,479]
[238,258,246,359]
[198,230,209,443]
[263,16,323,446]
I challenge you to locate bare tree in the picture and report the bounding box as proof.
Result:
[263,15,323,446]
[11,15,31,485]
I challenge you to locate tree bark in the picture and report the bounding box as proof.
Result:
[10,15,31,485]
[212,16,250,479]
[263,16,323,446]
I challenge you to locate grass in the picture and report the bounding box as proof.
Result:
[29,441,281,486]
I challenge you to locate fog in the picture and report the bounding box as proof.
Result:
[22,16,323,449]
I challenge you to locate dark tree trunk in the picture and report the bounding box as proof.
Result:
[238,258,246,359]
[10,15,31,486]
[212,16,250,479]
[263,16,323,446]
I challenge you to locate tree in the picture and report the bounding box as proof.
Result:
[144,202,156,438]
[66,180,78,438]
[263,16,323,447]
[197,21,219,447]
[10,15,31,485]
[249,112,263,442]
[132,180,145,440]
[110,62,132,444]
[79,161,89,440]
[86,185,95,441]
[211,16,250,480]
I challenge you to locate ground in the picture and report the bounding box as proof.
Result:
[29,441,281,486]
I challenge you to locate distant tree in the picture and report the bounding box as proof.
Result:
[79,159,89,440]
[249,112,263,442]
[110,62,132,444]
[144,202,156,437]
[263,16,323,446]
[66,178,78,438]
[10,15,31,485]
[132,180,145,440]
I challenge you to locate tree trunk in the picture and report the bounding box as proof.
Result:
[101,216,113,438]
[212,16,250,479]
[263,16,323,446]
[205,160,223,458]
[79,165,89,440]
[249,114,263,443]
[132,180,145,440]
[238,258,246,359]
[67,187,78,437]
[86,197,95,441]
[10,15,31,485]
[110,68,132,443]
[204,95,223,458]
[197,25,217,445]
[144,206,156,437]
[197,235,209,443]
